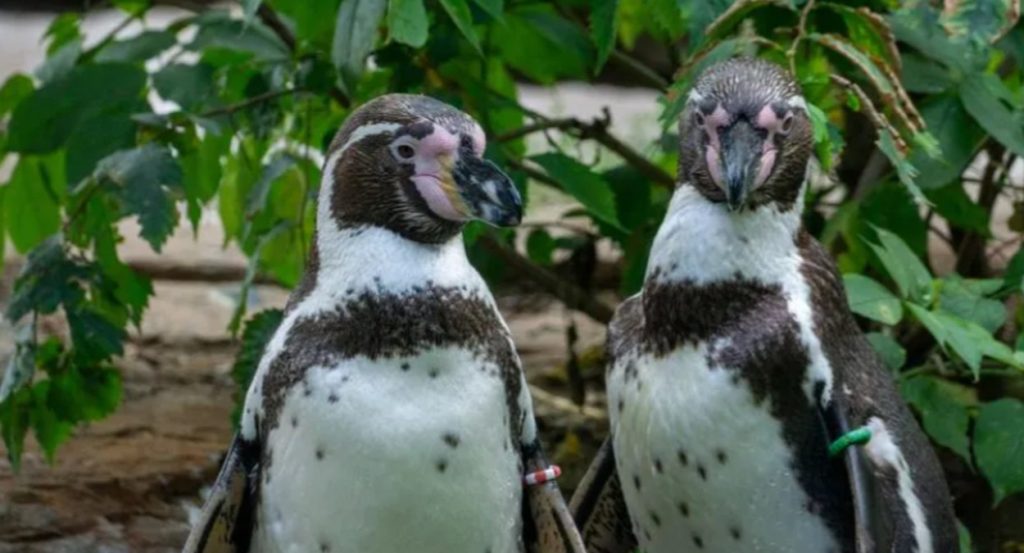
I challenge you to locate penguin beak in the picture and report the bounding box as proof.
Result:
[718,119,763,211]
[449,150,523,227]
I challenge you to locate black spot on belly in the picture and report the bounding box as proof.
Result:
[290,416,298,428]
[617,398,624,413]
[716,450,728,464]
[697,464,707,480]
[654,458,663,473]
[650,511,661,527]
[678,449,688,466]
[400,362,410,371]
[443,432,460,448]
[429,368,440,378]
[730,526,742,540]
[320,542,330,552]
[633,474,641,490]
[677,501,689,517]
[327,392,339,403]
[692,534,704,548]
[643,528,652,541]
[315,448,324,460]
[437,459,448,473]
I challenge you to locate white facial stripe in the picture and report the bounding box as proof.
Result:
[687,89,705,104]
[337,122,403,156]
[787,95,807,112]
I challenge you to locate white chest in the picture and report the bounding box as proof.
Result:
[252,347,522,553]
[608,345,840,553]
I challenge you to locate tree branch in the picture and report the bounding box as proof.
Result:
[477,236,615,324]
[200,87,306,117]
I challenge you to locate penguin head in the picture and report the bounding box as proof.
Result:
[323,94,522,244]
[679,58,813,212]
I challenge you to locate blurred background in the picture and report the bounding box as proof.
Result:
[0,0,1022,551]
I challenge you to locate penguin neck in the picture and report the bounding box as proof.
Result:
[644,182,805,291]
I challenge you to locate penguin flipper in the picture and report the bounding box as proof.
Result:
[182,434,259,553]
[568,438,638,553]
[818,393,895,553]
[521,439,587,553]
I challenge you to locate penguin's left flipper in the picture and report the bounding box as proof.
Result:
[568,438,638,553]
[521,439,587,553]
[817,390,894,553]
[182,434,259,553]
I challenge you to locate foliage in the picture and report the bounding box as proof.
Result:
[0,0,1022,539]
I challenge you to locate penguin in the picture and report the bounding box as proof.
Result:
[569,58,957,553]
[182,94,585,553]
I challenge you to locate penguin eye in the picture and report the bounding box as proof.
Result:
[396,144,415,160]
[779,112,794,135]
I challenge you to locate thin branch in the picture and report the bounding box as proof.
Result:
[495,118,578,143]
[608,49,669,90]
[831,74,907,153]
[786,0,816,75]
[255,3,296,51]
[478,235,615,324]
[200,88,306,117]
[506,158,563,190]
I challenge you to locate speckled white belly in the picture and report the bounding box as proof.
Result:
[252,347,522,553]
[608,344,839,553]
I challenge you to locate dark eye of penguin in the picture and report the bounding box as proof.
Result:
[396,144,415,160]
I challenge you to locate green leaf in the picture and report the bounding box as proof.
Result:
[94,144,183,252]
[941,0,1020,44]
[590,0,619,71]
[493,6,592,83]
[243,0,263,21]
[876,129,925,205]
[531,153,622,229]
[867,226,932,301]
[332,0,389,93]
[6,238,91,322]
[387,0,429,48]
[181,132,227,232]
[0,74,34,119]
[843,274,903,325]
[1004,247,1024,293]
[0,325,36,403]
[866,332,906,371]
[939,277,1006,333]
[48,366,122,423]
[900,375,975,462]
[0,387,32,471]
[36,38,82,85]
[231,308,283,425]
[900,53,953,94]
[7,63,146,154]
[44,12,81,55]
[95,30,176,63]
[189,12,291,62]
[974,398,1024,503]
[925,184,989,233]
[911,95,985,189]
[959,74,1024,157]
[958,520,973,553]
[4,156,63,253]
[30,381,72,464]
[65,101,143,186]
[907,304,1019,377]
[67,305,126,364]
[472,0,503,18]
[153,63,217,111]
[438,0,481,53]
[526,228,557,266]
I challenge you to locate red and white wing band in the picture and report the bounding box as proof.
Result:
[523,465,561,486]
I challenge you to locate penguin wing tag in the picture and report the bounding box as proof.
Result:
[182,434,259,553]
[568,438,639,553]
[816,390,895,553]
[521,439,588,553]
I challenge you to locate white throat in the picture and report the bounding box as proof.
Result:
[646,184,803,284]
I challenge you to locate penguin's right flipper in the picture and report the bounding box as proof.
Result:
[568,438,638,553]
[182,434,259,553]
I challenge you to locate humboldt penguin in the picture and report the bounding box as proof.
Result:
[183,94,585,553]
[570,58,956,553]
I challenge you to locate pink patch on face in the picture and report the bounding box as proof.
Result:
[704,105,730,152]
[755,149,776,188]
[756,104,780,130]
[412,175,466,222]
[706,147,724,189]
[417,125,459,157]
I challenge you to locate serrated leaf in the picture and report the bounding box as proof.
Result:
[876,128,926,205]
[975,398,1024,503]
[48,366,122,423]
[7,63,146,154]
[901,375,975,462]
[0,387,32,471]
[843,273,903,325]
[67,305,126,364]
[332,0,388,93]
[867,226,932,301]
[439,0,481,53]
[531,153,622,230]
[30,382,72,463]
[866,332,906,371]
[824,4,902,71]
[590,0,619,71]
[0,325,36,403]
[4,156,63,253]
[153,63,217,111]
[65,102,142,186]
[6,238,91,322]
[181,132,227,232]
[939,277,1006,333]
[907,304,1019,377]
[959,74,1024,157]
[94,144,183,252]
[387,0,429,47]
